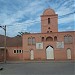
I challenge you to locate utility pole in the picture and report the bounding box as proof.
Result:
[0,25,6,63]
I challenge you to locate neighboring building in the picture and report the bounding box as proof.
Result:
[23,8,75,61]
[0,8,75,62]
[0,35,22,62]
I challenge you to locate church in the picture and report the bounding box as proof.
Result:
[22,8,75,61]
[0,8,75,62]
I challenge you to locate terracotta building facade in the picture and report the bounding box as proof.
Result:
[23,8,75,61]
[0,8,75,62]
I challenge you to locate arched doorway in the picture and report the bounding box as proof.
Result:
[67,49,71,59]
[30,50,34,60]
[46,46,54,59]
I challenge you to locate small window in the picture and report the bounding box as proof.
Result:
[48,18,50,24]
[13,50,23,54]
[19,50,21,53]
[17,50,19,53]
[54,36,57,41]
[48,27,50,29]
[18,50,23,53]
[14,50,16,53]
[42,37,44,41]
[47,31,49,33]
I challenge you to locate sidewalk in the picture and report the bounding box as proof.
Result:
[0,60,74,64]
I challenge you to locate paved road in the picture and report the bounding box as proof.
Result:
[0,61,75,75]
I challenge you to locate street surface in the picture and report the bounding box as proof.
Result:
[0,61,75,75]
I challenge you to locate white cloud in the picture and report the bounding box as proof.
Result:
[58,14,74,24]
[56,6,73,16]
[0,0,75,36]
[59,26,74,31]
[66,26,72,30]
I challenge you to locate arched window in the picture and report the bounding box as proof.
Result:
[46,36,53,41]
[64,35,73,44]
[68,35,73,43]
[42,37,44,41]
[64,36,68,43]
[48,18,50,24]
[54,36,57,41]
[48,27,50,29]
[28,38,32,45]
[32,37,36,45]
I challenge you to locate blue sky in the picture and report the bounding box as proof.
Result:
[0,0,75,37]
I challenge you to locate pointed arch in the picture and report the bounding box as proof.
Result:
[54,36,57,41]
[32,37,36,45]
[64,35,73,43]
[28,37,32,45]
[46,46,54,59]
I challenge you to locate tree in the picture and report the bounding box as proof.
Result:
[17,32,30,36]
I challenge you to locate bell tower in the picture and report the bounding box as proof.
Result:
[41,8,58,33]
